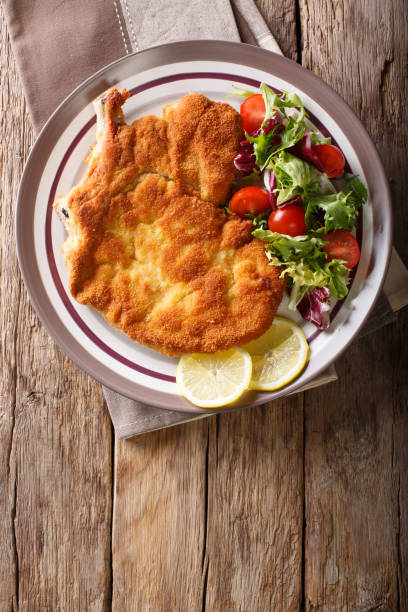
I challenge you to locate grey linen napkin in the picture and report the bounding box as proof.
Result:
[3,0,407,437]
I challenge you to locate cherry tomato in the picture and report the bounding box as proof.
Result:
[312,144,345,178]
[230,186,271,217]
[267,205,307,237]
[323,230,360,269]
[240,94,266,134]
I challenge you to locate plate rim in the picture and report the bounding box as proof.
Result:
[16,40,393,413]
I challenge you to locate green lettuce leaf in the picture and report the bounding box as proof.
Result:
[253,230,349,307]
[260,83,303,117]
[309,131,331,146]
[270,152,319,204]
[262,118,305,168]
[305,192,360,233]
[345,174,368,210]
[249,211,270,230]
[227,85,257,100]
[247,127,281,168]
[246,84,307,171]
[253,231,325,258]
[324,260,349,299]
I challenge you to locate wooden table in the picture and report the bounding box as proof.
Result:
[1,1,407,610]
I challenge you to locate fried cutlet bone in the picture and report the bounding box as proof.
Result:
[82,87,244,205]
[54,89,285,356]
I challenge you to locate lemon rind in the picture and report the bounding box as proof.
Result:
[176,348,252,408]
[246,318,309,391]
[249,346,309,391]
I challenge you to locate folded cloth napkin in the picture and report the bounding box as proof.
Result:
[3,0,407,437]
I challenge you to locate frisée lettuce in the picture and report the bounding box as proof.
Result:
[253,230,349,309]
[270,152,320,205]
[305,192,360,233]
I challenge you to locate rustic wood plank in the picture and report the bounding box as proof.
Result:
[112,421,208,610]
[112,402,304,612]
[256,0,299,61]
[393,316,408,610]
[0,8,113,610]
[233,0,298,61]
[204,400,304,611]
[304,337,400,610]
[0,13,26,608]
[300,0,408,609]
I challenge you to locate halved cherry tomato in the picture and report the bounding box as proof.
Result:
[267,205,307,237]
[312,144,345,178]
[323,230,360,269]
[240,94,266,134]
[230,186,271,217]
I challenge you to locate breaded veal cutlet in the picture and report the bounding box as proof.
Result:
[54,88,285,356]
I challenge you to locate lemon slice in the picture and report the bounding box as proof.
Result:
[176,348,252,408]
[242,317,309,391]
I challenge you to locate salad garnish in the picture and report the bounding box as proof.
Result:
[228,83,368,330]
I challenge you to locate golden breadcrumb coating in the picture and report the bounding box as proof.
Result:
[54,89,285,356]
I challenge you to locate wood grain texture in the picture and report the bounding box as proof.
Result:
[112,421,208,611]
[300,0,408,609]
[204,401,304,611]
[304,337,400,610]
[0,8,113,611]
[0,14,28,608]
[255,0,298,61]
[234,0,298,61]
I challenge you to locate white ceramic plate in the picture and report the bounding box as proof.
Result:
[16,41,392,413]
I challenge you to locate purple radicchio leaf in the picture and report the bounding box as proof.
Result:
[251,118,284,148]
[279,195,303,208]
[251,116,280,137]
[234,139,258,176]
[235,118,284,177]
[298,286,331,330]
[263,169,277,210]
[290,130,324,172]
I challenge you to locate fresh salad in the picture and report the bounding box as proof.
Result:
[228,83,368,330]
